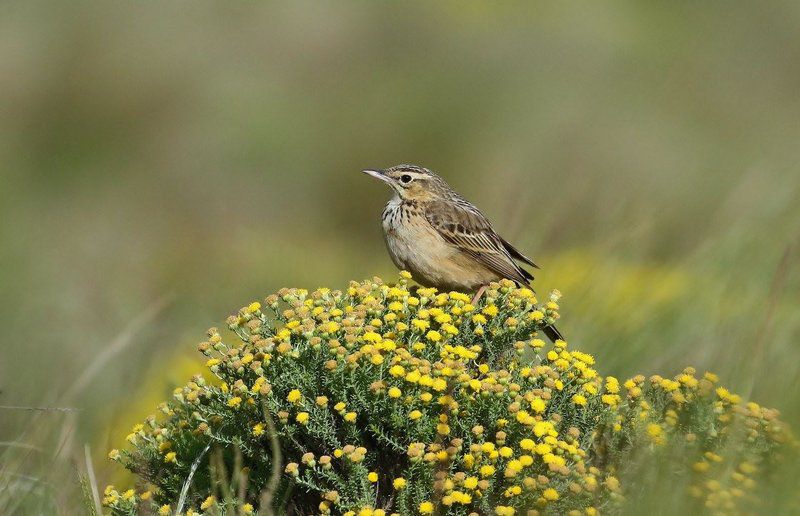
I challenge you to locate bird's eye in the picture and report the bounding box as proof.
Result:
[400,174,413,184]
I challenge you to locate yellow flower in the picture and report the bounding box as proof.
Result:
[164,452,177,463]
[506,459,522,474]
[287,389,302,403]
[200,496,216,510]
[464,476,479,489]
[532,421,554,437]
[344,412,357,423]
[441,323,459,335]
[409,410,422,420]
[660,379,680,392]
[393,477,407,490]
[388,387,402,398]
[368,471,379,482]
[158,505,171,515]
[108,449,121,460]
[227,396,242,408]
[390,365,406,377]
[739,462,757,474]
[363,331,382,343]
[572,394,587,406]
[542,488,559,501]
[241,504,254,514]
[426,330,442,342]
[247,301,261,313]
[252,423,265,436]
[601,394,619,406]
[480,464,496,477]
[412,319,430,331]
[451,491,472,504]
[472,314,487,324]
[419,501,435,514]
[530,398,546,413]
[646,423,663,444]
[435,312,452,324]
[515,410,534,425]
[296,412,310,424]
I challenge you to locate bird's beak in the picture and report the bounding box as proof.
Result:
[362,168,391,184]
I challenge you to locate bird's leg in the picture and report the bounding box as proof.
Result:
[471,285,487,305]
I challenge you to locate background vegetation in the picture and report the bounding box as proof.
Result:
[1,1,799,513]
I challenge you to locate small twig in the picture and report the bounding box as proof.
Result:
[176,443,211,515]
[84,444,103,516]
[0,405,79,412]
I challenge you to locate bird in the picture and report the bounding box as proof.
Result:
[362,164,563,343]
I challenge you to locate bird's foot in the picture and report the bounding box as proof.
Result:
[471,285,487,305]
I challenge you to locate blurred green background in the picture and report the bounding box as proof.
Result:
[1,1,799,513]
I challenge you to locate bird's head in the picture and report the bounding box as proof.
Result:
[362,164,449,202]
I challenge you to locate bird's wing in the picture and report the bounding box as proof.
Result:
[424,200,534,285]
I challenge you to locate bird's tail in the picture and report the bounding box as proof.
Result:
[542,324,564,343]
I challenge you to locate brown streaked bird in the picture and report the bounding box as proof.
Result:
[363,164,563,342]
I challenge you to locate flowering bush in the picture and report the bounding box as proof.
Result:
[104,274,792,515]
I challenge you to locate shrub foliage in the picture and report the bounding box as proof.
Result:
[104,274,792,515]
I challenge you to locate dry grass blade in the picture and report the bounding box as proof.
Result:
[741,242,797,399]
[0,295,173,513]
[258,400,282,516]
[0,442,43,452]
[176,443,211,515]
[61,293,175,404]
[83,444,102,516]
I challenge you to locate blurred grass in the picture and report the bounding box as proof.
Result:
[1,1,799,513]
